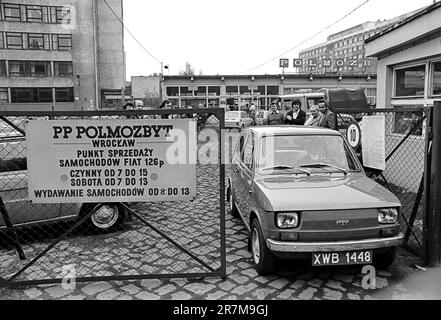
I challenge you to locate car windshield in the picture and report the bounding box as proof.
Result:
[258,135,360,175]
[226,112,240,119]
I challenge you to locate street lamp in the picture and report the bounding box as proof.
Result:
[160,62,169,101]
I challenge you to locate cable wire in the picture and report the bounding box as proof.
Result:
[102,0,162,64]
[240,0,371,74]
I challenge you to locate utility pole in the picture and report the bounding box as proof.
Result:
[160,62,163,102]
[427,100,441,266]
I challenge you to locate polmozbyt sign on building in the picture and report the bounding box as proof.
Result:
[27,119,197,203]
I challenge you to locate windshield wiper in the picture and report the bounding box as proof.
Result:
[300,163,348,175]
[261,165,311,176]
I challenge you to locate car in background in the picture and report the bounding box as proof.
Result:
[227,126,402,275]
[255,110,270,126]
[224,111,253,131]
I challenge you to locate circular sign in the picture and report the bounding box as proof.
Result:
[346,122,361,149]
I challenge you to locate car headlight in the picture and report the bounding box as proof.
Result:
[378,208,398,224]
[276,213,299,229]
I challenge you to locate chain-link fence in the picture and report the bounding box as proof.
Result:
[0,109,226,287]
[336,107,430,259]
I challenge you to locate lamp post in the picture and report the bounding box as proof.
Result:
[160,62,169,102]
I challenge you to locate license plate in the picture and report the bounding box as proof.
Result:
[312,250,373,266]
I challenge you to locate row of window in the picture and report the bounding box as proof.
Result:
[166,85,281,97]
[0,87,74,103]
[0,3,70,24]
[0,32,72,51]
[394,61,441,97]
[0,60,73,77]
[300,31,379,58]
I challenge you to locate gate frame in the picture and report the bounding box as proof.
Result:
[0,108,227,288]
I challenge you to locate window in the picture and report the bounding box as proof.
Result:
[52,34,72,51]
[395,65,426,97]
[11,88,53,103]
[0,88,8,103]
[240,86,249,94]
[6,33,23,49]
[55,87,74,102]
[9,61,51,77]
[56,6,71,24]
[393,110,424,136]
[54,61,73,77]
[242,134,254,170]
[4,4,21,21]
[196,86,206,96]
[26,5,43,22]
[28,34,45,50]
[0,61,6,76]
[0,33,3,49]
[432,61,441,96]
[208,86,220,96]
[166,87,179,96]
[267,86,279,96]
[226,86,238,95]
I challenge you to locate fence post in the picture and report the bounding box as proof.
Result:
[428,101,441,266]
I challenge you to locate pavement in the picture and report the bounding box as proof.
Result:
[0,209,439,300]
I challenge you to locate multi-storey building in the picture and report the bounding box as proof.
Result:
[297,8,423,75]
[0,0,125,112]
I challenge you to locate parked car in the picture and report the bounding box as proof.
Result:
[224,111,254,131]
[227,126,402,275]
[0,156,127,234]
[255,110,270,126]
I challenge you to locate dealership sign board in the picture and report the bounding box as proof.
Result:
[280,58,372,69]
[27,119,197,203]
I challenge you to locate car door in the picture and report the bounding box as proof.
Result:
[236,132,255,225]
[0,170,61,227]
[232,132,246,213]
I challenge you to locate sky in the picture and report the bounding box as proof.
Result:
[121,0,434,79]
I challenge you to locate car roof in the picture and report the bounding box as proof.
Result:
[246,126,341,137]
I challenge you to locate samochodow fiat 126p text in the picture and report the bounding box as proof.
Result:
[227,126,403,275]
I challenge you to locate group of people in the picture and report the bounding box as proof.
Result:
[265,99,337,130]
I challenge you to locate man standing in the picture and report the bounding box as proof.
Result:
[318,100,338,130]
[285,99,306,125]
[267,102,285,125]
[305,105,322,127]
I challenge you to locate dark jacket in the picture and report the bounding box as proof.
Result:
[285,110,307,125]
[319,110,338,130]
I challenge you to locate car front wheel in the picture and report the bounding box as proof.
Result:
[251,219,275,275]
[83,203,126,233]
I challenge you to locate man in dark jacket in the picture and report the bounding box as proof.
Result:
[318,100,338,130]
[284,99,306,125]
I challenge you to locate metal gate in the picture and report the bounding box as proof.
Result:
[0,108,226,288]
[336,107,431,260]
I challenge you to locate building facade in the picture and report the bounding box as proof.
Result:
[365,1,441,193]
[297,8,423,75]
[161,74,377,110]
[0,0,125,112]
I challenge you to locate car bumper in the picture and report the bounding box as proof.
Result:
[225,123,241,129]
[267,234,403,253]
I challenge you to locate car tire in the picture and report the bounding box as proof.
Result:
[227,183,239,218]
[82,203,126,233]
[250,219,275,275]
[373,247,397,270]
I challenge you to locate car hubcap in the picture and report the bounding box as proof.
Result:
[252,228,260,265]
[91,205,119,229]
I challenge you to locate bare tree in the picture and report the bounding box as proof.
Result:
[179,62,197,76]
